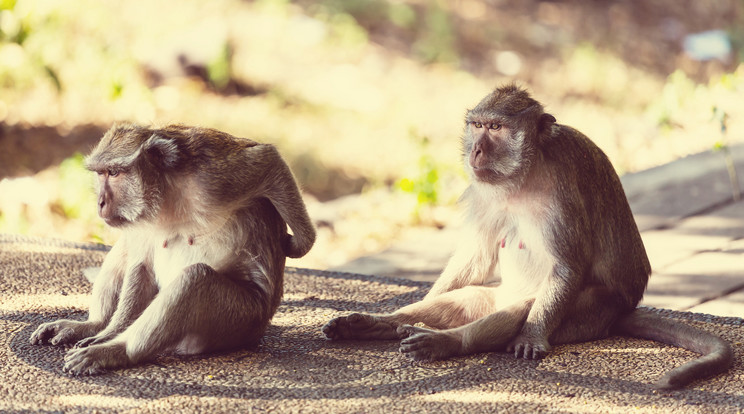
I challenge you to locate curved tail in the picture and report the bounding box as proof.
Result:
[615,308,733,389]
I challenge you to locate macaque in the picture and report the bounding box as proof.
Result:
[323,85,732,389]
[31,124,315,375]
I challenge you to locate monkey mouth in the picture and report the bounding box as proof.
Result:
[470,166,502,182]
[102,216,129,227]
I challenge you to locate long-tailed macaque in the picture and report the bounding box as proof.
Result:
[31,124,316,375]
[323,85,733,389]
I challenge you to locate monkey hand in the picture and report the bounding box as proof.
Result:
[74,331,117,349]
[63,342,129,376]
[397,325,463,361]
[507,332,551,359]
[29,320,100,347]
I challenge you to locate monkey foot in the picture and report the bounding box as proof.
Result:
[397,325,462,361]
[507,334,550,359]
[63,342,129,376]
[322,313,402,341]
[29,320,96,347]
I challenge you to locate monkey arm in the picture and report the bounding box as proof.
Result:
[78,262,158,347]
[244,144,316,259]
[86,240,127,324]
[509,261,583,359]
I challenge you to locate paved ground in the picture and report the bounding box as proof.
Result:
[334,144,744,319]
[1,235,743,413]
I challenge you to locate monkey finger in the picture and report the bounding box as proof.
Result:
[50,328,77,346]
[63,348,102,376]
[75,336,99,348]
[513,344,525,359]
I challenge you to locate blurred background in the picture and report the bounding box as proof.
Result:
[0,0,742,270]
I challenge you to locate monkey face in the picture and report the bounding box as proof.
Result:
[92,167,147,227]
[462,86,555,185]
[86,125,173,228]
[463,117,528,183]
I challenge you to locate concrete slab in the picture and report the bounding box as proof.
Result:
[331,227,457,281]
[687,289,744,318]
[621,144,744,232]
[641,230,732,271]
[642,251,744,310]
[670,199,744,239]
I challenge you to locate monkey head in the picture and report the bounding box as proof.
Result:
[85,124,182,227]
[462,84,556,184]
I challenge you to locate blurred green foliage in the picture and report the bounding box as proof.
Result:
[396,132,444,222]
[413,0,457,64]
[57,153,95,219]
[0,0,743,249]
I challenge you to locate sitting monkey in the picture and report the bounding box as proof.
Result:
[31,124,315,375]
[323,85,732,389]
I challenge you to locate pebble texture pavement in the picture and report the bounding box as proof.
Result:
[1,235,743,413]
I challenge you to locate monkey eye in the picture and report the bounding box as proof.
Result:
[108,169,120,177]
[473,122,483,128]
[488,123,502,131]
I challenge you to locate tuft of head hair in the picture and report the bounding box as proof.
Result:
[473,84,543,116]
[85,124,184,172]
[469,84,556,138]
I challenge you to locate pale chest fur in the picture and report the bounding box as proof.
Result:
[494,214,554,297]
[468,182,556,297]
[125,223,242,289]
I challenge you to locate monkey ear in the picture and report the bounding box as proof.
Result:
[143,134,180,169]
[539,113,556,134]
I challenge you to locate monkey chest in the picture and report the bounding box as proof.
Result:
[151,234,232,288]
[496,232,554,296]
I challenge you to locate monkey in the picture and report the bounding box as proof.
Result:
[30,123,316,375]
[322,85,733,389]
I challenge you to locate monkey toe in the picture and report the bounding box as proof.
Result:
[75,336,101,349]
[396,324,423,338]
[321,318,344,340]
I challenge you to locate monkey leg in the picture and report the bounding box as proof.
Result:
[63,263,271,375]
[322,285,501,341]
[398,298,533,361]
[548,285,624,345]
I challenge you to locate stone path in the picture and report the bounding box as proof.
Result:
[334,145,744,318]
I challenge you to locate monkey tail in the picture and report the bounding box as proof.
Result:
[614,307,733,390]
